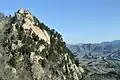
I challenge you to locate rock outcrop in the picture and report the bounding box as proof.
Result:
[0,9,84,80]
[14,8,50,44]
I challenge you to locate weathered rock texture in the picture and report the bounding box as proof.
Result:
[0,9,84,80]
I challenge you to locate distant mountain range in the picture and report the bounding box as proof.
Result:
[67,40,120,60]
[67,40,120,80]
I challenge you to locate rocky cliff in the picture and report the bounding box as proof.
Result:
[0,9,84,80]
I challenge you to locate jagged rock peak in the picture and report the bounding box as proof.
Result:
[12,8,50,44]
[17,8,30,14]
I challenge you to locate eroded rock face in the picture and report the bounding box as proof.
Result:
[14,8,50,44]
[0,9,84,80]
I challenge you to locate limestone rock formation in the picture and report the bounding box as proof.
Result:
[0,9,84,80]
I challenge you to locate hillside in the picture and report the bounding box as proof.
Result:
[67,41,120,80]
[1,8,120,80]
[0,9,84,80]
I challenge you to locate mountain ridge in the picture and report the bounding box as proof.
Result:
[67,40,120,80]
[0,8,120,80]
[67,40,120,60]
[0,9,84,80]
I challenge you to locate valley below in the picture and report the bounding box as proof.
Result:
[67,41,120,80]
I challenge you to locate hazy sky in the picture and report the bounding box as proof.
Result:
[0,0,120,44]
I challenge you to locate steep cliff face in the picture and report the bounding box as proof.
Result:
[0,9,84,80]
[13,8,50,44]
